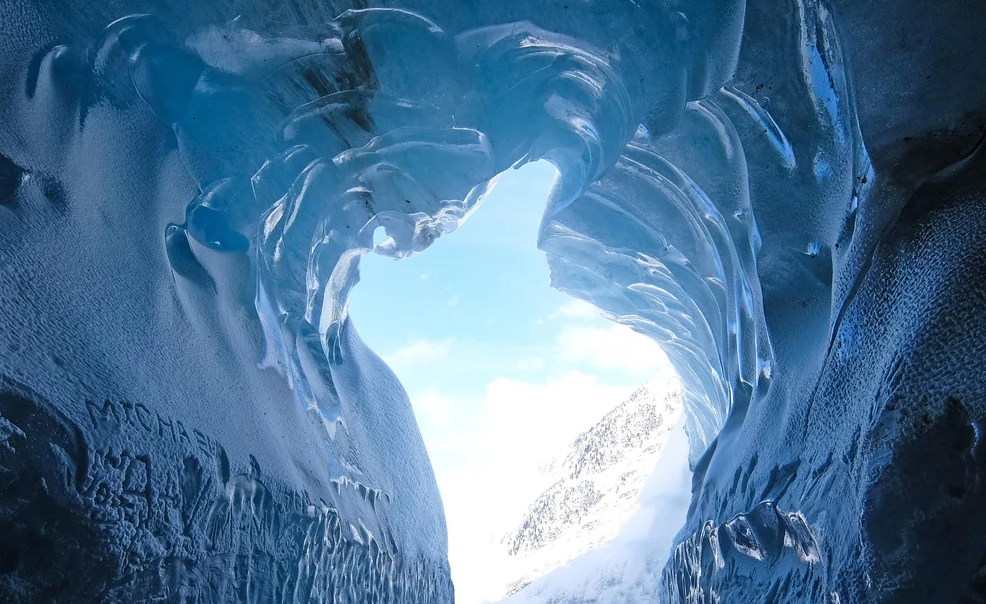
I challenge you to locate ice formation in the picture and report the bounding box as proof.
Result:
[1,0,985,602]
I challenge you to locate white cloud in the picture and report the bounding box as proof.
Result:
[512,356,546,372]
[411,390,456,433]
[556,324,669,376]
[550,299,601,320]
[481,371,634,462]
[427,371,639,521]
[415,372,631,470]
[383,338,453,368]
[447,295,461,307]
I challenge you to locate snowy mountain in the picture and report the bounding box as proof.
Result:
[497,378,683,598]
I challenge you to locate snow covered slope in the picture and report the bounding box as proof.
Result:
[498,376,682,598]
[499,417,693,604]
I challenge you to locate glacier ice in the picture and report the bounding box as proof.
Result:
[1,0,986,602]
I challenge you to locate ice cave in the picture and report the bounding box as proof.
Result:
[1,0,985,602]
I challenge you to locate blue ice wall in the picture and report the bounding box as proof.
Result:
[1,0,985,602]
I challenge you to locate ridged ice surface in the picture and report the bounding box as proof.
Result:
[2,0,986,602]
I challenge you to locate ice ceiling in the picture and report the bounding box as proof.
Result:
[1,0,986,602]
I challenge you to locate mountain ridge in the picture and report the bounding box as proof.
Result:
[496,377,683,598]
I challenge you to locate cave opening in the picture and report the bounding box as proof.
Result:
[349,160,690,603]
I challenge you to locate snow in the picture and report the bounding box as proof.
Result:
[501,416,692,604]
[494,372,686,603]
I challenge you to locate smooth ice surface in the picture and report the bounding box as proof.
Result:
[2,0,986,602]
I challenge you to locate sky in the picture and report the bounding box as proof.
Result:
[348,160,672,603]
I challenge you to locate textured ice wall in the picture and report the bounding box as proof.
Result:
[2,0,986,602]
[0,1,455,601]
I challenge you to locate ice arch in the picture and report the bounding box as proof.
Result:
[172,5,758,465]
[1,0,986,602]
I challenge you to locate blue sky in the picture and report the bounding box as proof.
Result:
[349,161,670,603]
